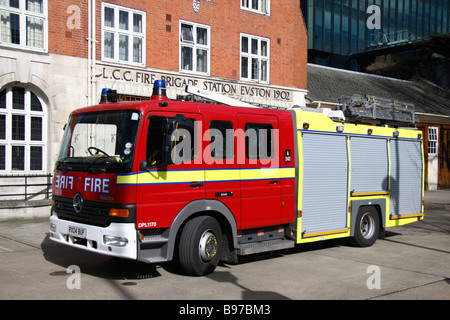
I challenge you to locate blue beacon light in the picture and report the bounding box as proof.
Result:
[99,88,110,104]
[151,80,167,100]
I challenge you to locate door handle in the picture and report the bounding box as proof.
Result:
[268,179,280,184]
[189,182,204,188]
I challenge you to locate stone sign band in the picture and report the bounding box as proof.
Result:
[97,65,296,106]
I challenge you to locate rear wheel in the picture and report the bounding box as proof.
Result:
[179,216,222,276]
[349,206,380,247]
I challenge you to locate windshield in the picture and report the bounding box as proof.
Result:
[56,110,141,173]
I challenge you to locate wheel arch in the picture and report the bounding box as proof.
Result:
[350,199,386,237]
[165,199,238,261]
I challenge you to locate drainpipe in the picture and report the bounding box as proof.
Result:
[87,0,97,106]
[91,0,96,106]
[87,0,91,105]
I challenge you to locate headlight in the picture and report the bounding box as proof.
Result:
[103,235,128,247]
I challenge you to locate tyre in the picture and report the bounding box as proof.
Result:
[348,206,380,247]
[179,216,222,276]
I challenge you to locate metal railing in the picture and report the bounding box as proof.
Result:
[370,29,413,47]
[0,174,52,202]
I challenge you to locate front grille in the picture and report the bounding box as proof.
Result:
[53,196,135,227]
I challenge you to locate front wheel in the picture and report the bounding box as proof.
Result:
[348,206,380,247]
[179,216,222,276]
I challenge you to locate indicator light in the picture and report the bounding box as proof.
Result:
[109,208,130,218]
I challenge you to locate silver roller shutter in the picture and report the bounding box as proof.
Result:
[390,139,423,216]
[350,137,389,193]
[301,133,349,235]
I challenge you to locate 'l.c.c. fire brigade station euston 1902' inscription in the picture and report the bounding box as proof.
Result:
[99,66,292,101]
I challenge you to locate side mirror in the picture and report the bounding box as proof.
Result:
[139,160,148,171]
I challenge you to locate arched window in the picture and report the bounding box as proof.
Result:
[0,86,46,173]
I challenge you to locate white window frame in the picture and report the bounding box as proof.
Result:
[101,2,146,66]
[240,0,270,15]
[428,127,438,155]
[240,33,270,84]
[0,86,47,174]
[0,0,48,52]
[179,20,210,76]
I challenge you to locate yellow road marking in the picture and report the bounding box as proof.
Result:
[0,246,14,252]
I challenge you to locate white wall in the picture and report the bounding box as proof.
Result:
[0,50,89,172]
[428,154,438,190]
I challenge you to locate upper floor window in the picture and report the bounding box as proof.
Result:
[102,3,146,66]
[428,127,438,155]
[240,34,269,84]
[0,86,46,173]
[179,21,210,75]
[0,0,47,51]
[241,0,270,15]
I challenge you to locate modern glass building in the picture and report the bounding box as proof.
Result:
[301,0,450,67]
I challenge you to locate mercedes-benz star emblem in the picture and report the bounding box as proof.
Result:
[73,193,83,213]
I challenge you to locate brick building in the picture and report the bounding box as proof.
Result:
[0,0,308,212]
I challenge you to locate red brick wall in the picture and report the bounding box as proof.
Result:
[48,0,307,90]
[48,0,88,58]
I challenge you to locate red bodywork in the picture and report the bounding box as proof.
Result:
[53,96,296,233]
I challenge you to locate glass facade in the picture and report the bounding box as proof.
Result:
[302,0,450,56]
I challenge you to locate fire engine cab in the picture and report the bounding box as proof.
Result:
[49,81,424,276]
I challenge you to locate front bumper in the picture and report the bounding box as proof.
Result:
[49,214,137,260]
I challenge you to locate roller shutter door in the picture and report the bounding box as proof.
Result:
[390,139,423,216]
[350,137,389,193]
[301,133,348,235]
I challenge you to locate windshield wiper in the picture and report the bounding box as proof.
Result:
[55,158,72,172]
[85,156,108,173]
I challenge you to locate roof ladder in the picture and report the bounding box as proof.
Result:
[337,94,419,125]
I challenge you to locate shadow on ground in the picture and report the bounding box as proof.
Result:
[41,234,164,281]
[40,226,412,291]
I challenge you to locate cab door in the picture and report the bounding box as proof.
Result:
[135,111,205,229]
[238,113,281,229]
[202,114,242,228]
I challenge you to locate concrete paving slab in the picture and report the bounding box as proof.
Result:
[0,194,449,301]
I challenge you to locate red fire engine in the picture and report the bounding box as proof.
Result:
[49,81,424,276]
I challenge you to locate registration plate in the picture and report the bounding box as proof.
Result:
[68,226,86,238]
